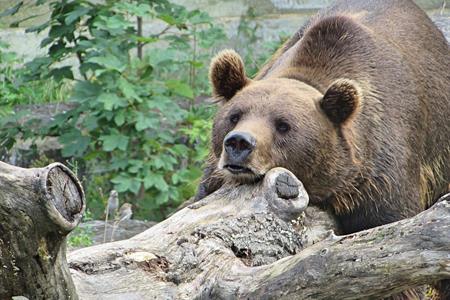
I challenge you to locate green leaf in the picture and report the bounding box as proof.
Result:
[88,55,126,72]
[172,167,202,184]
[24,56,52,73]
[100,134,129,151]
[83,114,98,131]
[135,112,158,131]
[94,15,133,35]
[155,191,169,205]
[166,80,193,99]
[59,130,91,157]
[151,154,177,170]
[110,157,129,170]
[71,81,102,102]
[118,78,141,102]
[25,21,50,33]
[46,111,70,129]
[157,131,175,143]
[49,24,75,39]
[40,37,53,48]
[187,10,211,25]
[111,174,141,194]
[170,144,190,156]
[0,2,23,17]
[97,93,127,110]
[65,6,91,25]
[48,66,74,81]
[128,159,143,173]
[143,174,168,192]
[158,14,177,25]
[114,111,125,126]
[114,2,151,17]
[103,15,132,30]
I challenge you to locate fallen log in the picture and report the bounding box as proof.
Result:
[1,162,448,299]
[0,162,85,299]
[67,168,449,299]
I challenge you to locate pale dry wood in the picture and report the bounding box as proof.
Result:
[66,168,450,300]
[0,162,448,300]
[0,162,85,300]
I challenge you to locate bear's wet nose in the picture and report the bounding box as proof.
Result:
[224,131,256,162]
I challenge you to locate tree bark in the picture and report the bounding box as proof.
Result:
[0,162,448,300]
[66,168,450,300]
[0,162,85,300]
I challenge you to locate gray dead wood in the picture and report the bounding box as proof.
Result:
[0,162,448,299]
[0,162,85,300]
[66,168,450,300]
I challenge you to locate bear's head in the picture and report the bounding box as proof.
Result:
[209,49,362,204]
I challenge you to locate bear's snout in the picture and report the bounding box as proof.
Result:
[223,131,256,166]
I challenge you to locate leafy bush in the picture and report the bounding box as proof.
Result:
[1,0,224,220]
[0,1,286,221]
[0,40,69,117]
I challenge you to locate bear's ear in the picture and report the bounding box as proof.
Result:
[319,79,361,125]
[209,49,249,101]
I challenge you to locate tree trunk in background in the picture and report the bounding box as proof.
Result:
[0,162,448,299]
[0,162,85,300]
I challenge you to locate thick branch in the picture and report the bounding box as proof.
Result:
[67,168,449,299]
[2,161,446,299]
[212,194,450,299]
[0,162,85,299]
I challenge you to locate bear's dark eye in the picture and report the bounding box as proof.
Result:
[275,119,290,133]
[229,113,241,125]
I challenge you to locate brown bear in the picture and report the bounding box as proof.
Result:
[195,0,450,298]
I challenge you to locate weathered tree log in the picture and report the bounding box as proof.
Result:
[0,162,448,299]
[0,162,85,299]
[66,167,450,299]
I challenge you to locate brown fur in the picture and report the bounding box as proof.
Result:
[320,79,362,125]
[197,0,450,298]
[209,49,250,100]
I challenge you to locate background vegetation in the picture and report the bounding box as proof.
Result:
[0,0,286,221]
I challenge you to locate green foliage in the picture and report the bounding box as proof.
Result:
[0,41,21,117]
[1,0,225,220]
[67,210,94,248]
[67,226,94,248]
[1,1,287,221]
[0,39,70,117]
[67,209,94,248]
[0,40,71,152]
[82,174,112,219]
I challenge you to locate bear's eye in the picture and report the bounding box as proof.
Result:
[275,120,290,133]
[229,113,241,125]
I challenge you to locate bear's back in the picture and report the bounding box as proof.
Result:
[328,0,449,148]
[331,0,450,203]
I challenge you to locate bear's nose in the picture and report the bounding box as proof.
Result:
[224,131,256,163]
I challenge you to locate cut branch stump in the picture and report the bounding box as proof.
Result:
[0,162,85,299]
